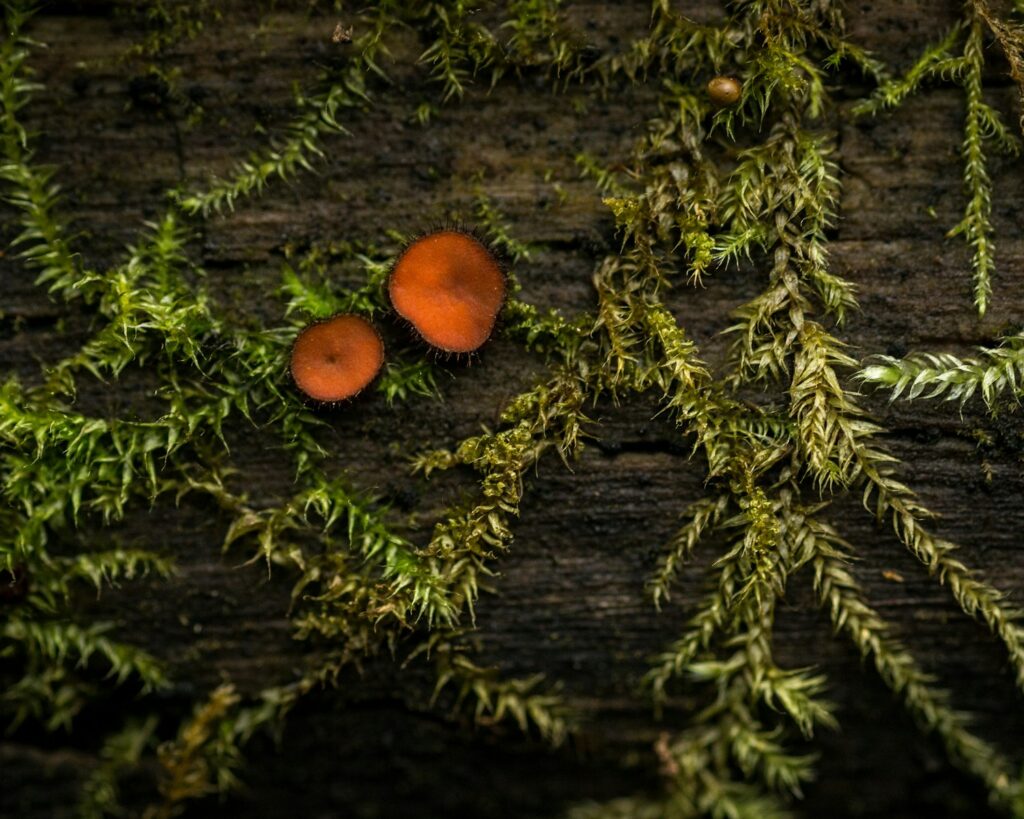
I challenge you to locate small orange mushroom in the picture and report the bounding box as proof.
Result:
[289,314,384,403]
[388,229,505,353]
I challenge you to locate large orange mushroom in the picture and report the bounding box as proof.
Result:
[289,313,384,403]
[388,229,506,353]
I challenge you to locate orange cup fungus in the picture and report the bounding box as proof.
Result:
[388,229,506,353]
[289,313,384,403]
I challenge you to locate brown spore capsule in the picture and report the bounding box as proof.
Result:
[289,314,384,403]
[707,75,742,108]
[388,229,506,354]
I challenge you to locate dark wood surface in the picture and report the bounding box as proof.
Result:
[2,2,1024,817]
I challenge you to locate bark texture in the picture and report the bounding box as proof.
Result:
[2,2,1024,818]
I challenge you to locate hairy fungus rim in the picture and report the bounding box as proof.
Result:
[387,226,508,355]
[288,312,385,407]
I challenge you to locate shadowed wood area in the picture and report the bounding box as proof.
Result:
[2,1,1024,817]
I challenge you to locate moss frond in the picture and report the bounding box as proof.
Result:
[814,543,1022,811]
[859,334,1024,408]
[0,3,88,299]
[854,2,1023,316]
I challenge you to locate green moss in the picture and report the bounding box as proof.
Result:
[854,1,1024,316]
[2,0,1024,817]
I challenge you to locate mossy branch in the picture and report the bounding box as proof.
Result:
[814,544,1023,811]
[0,1,89,298]
[853,3,1023,316]
[859,334,1024,409]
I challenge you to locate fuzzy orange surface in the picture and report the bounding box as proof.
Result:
[388,230,505,353]
[289,314,384,402]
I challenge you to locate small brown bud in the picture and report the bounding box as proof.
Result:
[654,732,679,778]
[331,23,353,44]
[707,75,742,108]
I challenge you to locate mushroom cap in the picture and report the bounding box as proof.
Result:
[388,230,505,353]
[289,314,384,403]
